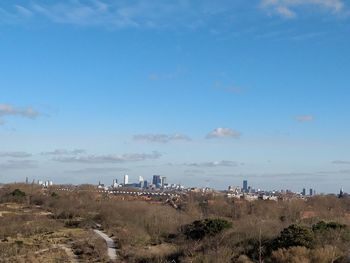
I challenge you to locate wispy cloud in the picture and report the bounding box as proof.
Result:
[184,169,205,174]
[53,151,162,164]
[133,133,191,143]
[295,115,314,122]
[261,0,346,18]
[206,128,241,139]
[0,104,40,119]
[184,160,243,168]
[214,81,244,94]
[0,160,37,170]
[333,160,350,165]
[14,5,33,18]
[0,1,347,31]
[0,151,32,158]
[0,1,228,29]
[67,167,129,174]
[148,72,176,81]
[41,149,86,156]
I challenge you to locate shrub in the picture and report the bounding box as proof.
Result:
[11,189,26,197]
[312,221,346,232]
[272,225,315,250]
[182,218,232,240]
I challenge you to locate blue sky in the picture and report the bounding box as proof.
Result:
[0,0,350,192]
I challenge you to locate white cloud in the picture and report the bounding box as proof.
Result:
[206,128,241,139]
[133,133,191,143]
[0,151,32,158]
[0,104,40,119]
[185,160,243,168]
[184,169,205,174]
[53,151,162,163]
[333,160,350,165]
[214,81,244,94]
[275,6,296,18]
[67,167,129,174]
[41,149,86,156]
[0,1,204,28]
[0,1,346,29]
[0,160,37,170]
[261,0,345,18]
[295,115,314,122]
[15,5,33,17]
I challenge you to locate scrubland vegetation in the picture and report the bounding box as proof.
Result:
[1,184,350,262]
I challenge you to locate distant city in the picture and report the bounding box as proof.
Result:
[20,175,347,201]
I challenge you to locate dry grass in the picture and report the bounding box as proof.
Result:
[2,184,350,262]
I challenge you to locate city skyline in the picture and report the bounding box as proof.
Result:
[1,0,350,193]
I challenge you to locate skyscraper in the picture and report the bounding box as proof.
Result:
[161,176,167,187]
[309,188,313,196]
[302,188,306,196]
[139,176,144,188]
[243,180,248,193]
[152,175,162,188]
[124,174,129,185]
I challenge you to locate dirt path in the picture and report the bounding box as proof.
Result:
[93,229,118,262]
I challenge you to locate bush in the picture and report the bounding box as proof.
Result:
[182,218,232,240]
[272,225,315,250]
[11,189,26,197]
[312,221,346,232]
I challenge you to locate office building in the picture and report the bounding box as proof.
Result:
[161,176,167,187]
[139,176,144,188]
[124,174,129,185]
[152,175,162,188]
[302,188,306,196]
[243,180,248,193]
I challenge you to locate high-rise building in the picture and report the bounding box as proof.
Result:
[309,188,313,196]
[139,176,144,188]
[152,175,162,187]
[243,180,248,192]
[124,174,129,185]
[161,176,167,187]
[302,188,306,196]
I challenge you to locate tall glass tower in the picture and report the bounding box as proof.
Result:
[243,180,248,192]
